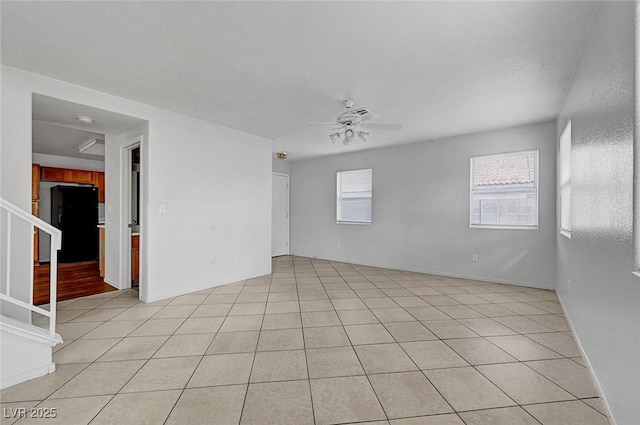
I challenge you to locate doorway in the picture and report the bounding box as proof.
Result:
[121,139,142,293]
[272,173,290,257]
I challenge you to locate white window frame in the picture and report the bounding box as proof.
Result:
[559,121,572,239]
[470,149,539,230]
[336,168,372,225]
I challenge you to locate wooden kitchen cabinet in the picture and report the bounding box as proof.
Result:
[92,171,106,203]
[40,167,105,202]
[40,166,67,182]
[99,227,106,277]
[32,164,40,201]
[131,235,140,286]
[32,201,39,266]
[64,169,94,184]
[40,166,94,184]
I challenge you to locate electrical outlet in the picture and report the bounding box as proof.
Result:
[233,255,239,264]
[472,254,478,262]
[211,257,216,266]
[159,204,166,213]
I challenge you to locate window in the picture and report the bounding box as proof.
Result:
[559,121,572,238]
[337,168,372,224]
[470,149,539,229]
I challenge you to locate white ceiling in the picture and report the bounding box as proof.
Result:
[32,94,145,159]
[3,2,597,160]
[32,120,105,160]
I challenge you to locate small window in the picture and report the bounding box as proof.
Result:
[337,168,372,224]
[470,149,539,229]
[559,121,572,238]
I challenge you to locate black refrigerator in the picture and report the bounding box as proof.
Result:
[51,186,99,263]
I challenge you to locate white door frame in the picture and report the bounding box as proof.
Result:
[272,172,290,257]
[120,136,143,297]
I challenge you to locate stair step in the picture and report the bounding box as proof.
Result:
[0,314,62,346]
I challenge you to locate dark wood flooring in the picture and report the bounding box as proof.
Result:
[34,261,117,305]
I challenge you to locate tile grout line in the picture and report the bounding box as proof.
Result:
[7,256,601,425]
[236,273,268,425]
[292,257,317,425]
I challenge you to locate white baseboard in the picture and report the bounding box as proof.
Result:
[556,292,616,425]
[1,362,55,389]
[140,269,271,304]
[103,278,120,290]
[307,255,556,291]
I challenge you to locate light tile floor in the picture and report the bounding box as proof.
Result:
[1,256,611,425]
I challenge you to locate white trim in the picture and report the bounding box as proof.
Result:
[556,292,616,424]
[139,270,270,303]
[0,363,56,390]
[0,315,62,346]
[336,168,373,224]
[469,149,540,229]
[103,278,120,290]
[119,136,142,298]
[272,172,290,256]
[559,120,572,238]
[471,224,538,230]
[0,197,61,334]
[0,199,61,239]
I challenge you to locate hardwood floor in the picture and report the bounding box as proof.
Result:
[34,261,117,305]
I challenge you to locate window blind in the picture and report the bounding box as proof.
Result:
[337,169,372,223]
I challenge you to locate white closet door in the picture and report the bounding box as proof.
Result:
[272,173,289,257]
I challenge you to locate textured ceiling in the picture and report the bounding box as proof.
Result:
[2,1,597,160]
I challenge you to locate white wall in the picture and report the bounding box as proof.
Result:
[103,123,148,291]
[32,153,105,172]
[1,66,272,303]
[272,158,290,174]
[556,3,639,424]
[290,121,557,288]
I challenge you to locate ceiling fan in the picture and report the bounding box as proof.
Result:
[308,100,402,145]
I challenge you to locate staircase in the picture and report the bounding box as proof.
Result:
[0,198,63,389]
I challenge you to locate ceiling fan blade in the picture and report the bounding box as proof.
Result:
[363,123,402,131]
[320,126,344,135]
[307,121,338,126]
[357,109,380,122]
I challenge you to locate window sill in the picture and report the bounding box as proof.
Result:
[470,225,538,230]
[560,229,572,239]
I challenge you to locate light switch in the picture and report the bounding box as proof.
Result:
[261,207,268,213]
[159,204,166,213]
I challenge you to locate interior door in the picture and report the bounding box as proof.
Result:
[272,173,289,257]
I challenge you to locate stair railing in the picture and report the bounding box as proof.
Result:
[0,198,61,338]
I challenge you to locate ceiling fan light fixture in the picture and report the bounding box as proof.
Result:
[344,129,355,145]
[357,131,369,142]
